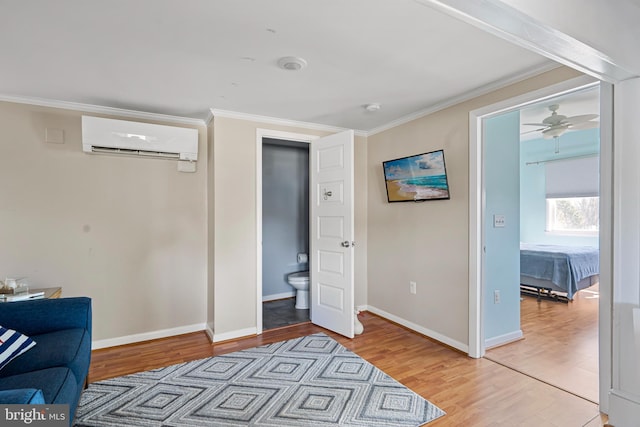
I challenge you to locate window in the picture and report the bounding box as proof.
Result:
[546,196,599,235]
[544,155,599,236]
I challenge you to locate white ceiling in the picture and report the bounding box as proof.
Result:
[0,0,559,132]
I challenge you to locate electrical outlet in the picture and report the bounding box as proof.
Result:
[409,281,417,294]
[494,290,501,304]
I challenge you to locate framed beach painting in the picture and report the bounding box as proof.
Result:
[382,149,450,202]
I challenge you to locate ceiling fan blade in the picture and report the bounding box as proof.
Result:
[522,122,547,127]
[520,127,546,135]
[566,113,599,124]
[569,121,599,130]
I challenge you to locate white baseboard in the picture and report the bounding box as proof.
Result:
[366,305,469,353]
[91,307,469,353]
[213,327,257,343]
[92,323,207,350]
[609,389,640,425]
[262,291,295,302]
[485,330,523,349]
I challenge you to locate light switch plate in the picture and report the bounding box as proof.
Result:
[493,214,506,228]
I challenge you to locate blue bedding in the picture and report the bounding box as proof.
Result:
[520,243,599,299]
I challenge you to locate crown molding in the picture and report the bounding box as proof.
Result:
[0,94,207,127]
[367,62,561,136]
[210,108,368,137]
[205,109,215,126]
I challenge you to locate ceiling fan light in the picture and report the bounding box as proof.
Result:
[542,126,566,139]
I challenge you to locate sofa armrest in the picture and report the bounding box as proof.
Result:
[0,297,91,338]
[0,388,45,404]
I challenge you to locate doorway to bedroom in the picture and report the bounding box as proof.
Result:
[483,84,602,404]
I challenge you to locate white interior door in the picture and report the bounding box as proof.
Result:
[310,130,354,338]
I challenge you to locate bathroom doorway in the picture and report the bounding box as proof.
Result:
[261,137,311,330]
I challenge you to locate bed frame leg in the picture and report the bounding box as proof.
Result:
[520,284,570,303]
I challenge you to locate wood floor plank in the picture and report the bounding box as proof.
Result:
[88,312,603,426]
[485,285,599,403]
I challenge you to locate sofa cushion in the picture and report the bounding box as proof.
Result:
[0,326,36,371]
[0,328,90,386]
[0,367,77,406]
[0,388,45,404]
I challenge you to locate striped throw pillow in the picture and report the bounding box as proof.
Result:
[0,326,36,371]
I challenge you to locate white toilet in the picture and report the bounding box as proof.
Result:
[287,271,310,309]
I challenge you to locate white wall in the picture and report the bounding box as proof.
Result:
[206,121,215,338]
[0,101,208,346]
[609,77,640,425]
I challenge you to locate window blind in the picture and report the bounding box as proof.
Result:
[545,155,599,198]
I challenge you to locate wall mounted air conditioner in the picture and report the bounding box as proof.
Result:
[82,116,198,161]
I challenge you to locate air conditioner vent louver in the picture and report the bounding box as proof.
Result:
[91,146,181,159]
[82,116,198,161]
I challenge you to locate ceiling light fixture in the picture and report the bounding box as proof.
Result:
[542,126,567,139]
[277,56,307,71]
[364,103,381,112]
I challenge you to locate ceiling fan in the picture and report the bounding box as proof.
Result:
[522,104,599,140]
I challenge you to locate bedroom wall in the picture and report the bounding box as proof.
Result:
[366,66,583,350]
[484,111,521,343]
[210,116,368,339]
[520,128,600,247]
[0,101,208,346]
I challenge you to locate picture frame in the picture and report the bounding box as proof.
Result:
[382,149,450,202]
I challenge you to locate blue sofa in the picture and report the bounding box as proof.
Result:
[0,297,92,425]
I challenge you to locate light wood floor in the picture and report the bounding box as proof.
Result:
[89,312,606,426]
[486,286,599,403]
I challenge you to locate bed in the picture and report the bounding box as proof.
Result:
[520,243,600,302]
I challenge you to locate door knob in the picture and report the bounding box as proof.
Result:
[341,241,351,248]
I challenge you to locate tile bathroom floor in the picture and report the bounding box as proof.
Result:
[263,298,310,330]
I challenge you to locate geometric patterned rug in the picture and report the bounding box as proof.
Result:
[74,333,445,426]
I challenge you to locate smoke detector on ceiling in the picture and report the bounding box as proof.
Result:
[364,103,381,112]
[277,56,307,71]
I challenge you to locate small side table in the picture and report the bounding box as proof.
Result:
[0,287,62,302]
[31,287,62,299]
